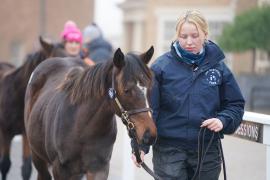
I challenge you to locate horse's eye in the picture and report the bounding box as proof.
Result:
[124,88,130,94]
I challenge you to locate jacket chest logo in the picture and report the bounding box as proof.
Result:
[205,69,221,85]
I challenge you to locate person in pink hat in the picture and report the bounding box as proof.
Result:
[61,20,95,65]
[61,20,83,57]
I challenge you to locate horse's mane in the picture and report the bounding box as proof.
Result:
[122,53,153,90]
[14,43,63,82]
[3,50,47,87]
[22,43,63,76]
[0,62,15,79]
[0,62,14,70]
[22,51,47,75]
[59,53,153,104]
[59,60,113,104]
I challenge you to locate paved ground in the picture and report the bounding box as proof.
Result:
[6,135,122,180]
[220,135,266,180]
[3,122,267,180]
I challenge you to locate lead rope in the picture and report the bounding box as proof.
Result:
[218,133,227,180]
[191,127,227,180]
[130,128,162,180]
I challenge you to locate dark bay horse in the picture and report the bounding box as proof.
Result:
[24,47,157,180]
[0,37,66,180]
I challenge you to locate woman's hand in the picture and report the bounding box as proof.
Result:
[131,150,145,168]
[201,118,223,132]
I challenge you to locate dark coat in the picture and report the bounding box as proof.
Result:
[150,41,245,149]
[86,37,113,63]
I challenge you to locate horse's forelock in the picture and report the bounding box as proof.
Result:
[122,54,153,88]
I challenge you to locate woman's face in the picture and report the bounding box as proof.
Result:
[64,41,81,56]
[178,22,206,54]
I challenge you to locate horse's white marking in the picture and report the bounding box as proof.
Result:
[137,82,152,117]
[28,72,34,85]
[14,135,22,142]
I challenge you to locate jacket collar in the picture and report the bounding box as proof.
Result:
[171,40,225,69]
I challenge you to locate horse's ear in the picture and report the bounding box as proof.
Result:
[39,36,53,55]
[141,46,154,65]
[113,48,125,69]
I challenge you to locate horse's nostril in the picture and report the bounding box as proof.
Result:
[142,129,156,145]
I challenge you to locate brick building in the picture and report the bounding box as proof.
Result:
[0,0,94,66]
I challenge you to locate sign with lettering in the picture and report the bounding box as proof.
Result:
[233,120,263,143]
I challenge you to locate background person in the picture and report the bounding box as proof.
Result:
[60,20,94,66]
[61,20,82,57]
[132,10,245,180]
[83,23,113,64]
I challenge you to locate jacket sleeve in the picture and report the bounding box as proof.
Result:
[217,63,245,134]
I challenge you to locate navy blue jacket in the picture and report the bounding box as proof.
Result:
[150,41,245,150]
[86,37,113,63]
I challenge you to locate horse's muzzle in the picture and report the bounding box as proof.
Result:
[142,129,157,146]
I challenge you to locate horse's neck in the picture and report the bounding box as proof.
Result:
[11,63,30,83]
[11,68,29,90]
[78,98,116,140]
[86,98,114,122]
[0,68,15,80]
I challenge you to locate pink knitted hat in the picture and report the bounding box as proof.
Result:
[61,20,82,44]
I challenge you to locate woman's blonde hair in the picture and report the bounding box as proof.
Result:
[175,10,209,40]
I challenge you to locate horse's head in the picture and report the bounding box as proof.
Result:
[21,37,67,85]
[39,36,67,58]
[111,47,157,146]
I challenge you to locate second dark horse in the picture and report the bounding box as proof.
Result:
[0,37,66,180]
